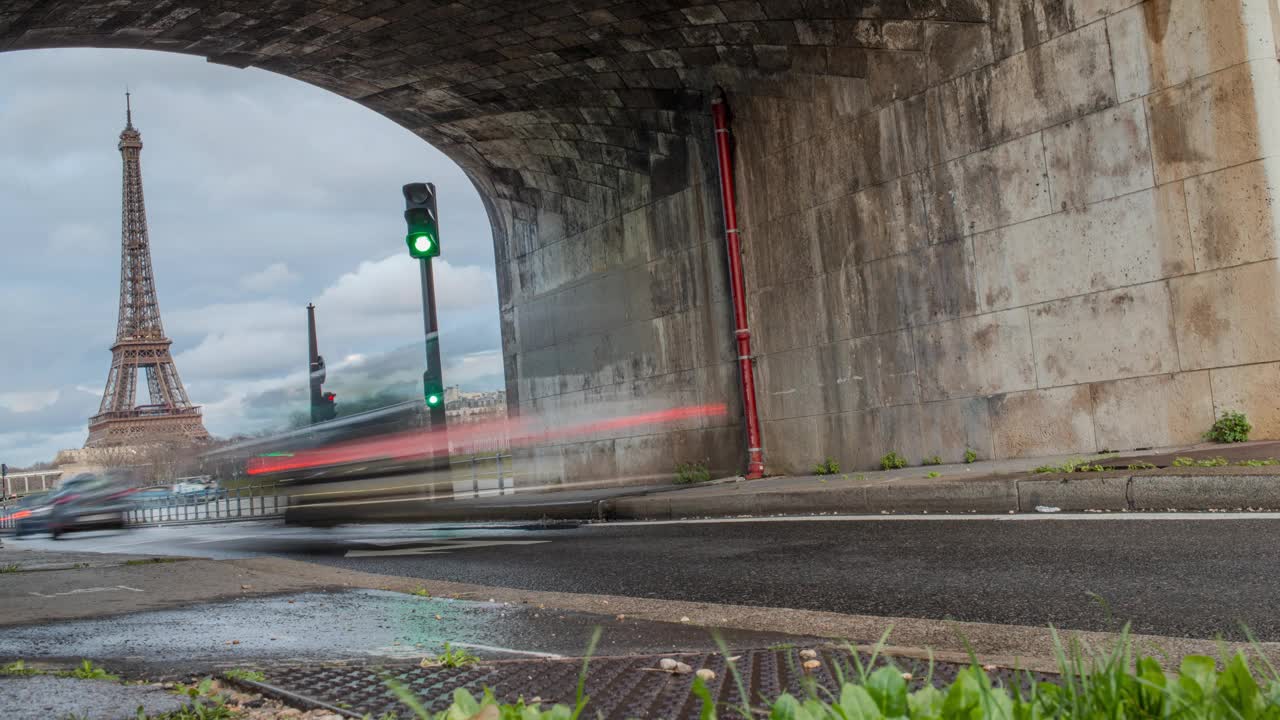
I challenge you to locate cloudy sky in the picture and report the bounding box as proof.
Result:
[0,48,503,466]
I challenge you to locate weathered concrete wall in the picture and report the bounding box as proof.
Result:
[4,0,1279,483]
[736,0,1280,472]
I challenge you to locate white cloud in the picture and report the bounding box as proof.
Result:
[240,262,299,293]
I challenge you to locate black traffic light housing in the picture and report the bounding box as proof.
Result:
[312,391,337,423]
[403,183,440,258]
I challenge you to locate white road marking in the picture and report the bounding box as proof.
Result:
[599,511,1280,527]
[344,539,550,557]
[29,585,144,598]
[449,642,564,659]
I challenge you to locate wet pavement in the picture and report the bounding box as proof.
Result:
[13,513,1280,641]
[0,588,827,674]
[0,675,186,720]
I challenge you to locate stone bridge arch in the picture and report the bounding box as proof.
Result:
[4,0,1278,482]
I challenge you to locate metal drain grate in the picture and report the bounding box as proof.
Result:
[254,648,1056,719]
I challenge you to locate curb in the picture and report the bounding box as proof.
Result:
[601,473,1280,520]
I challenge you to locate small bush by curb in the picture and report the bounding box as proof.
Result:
[1206,411,1251,443]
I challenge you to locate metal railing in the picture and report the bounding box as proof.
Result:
[0,483,287,531]
[449,453,514,499]
[127,483,286,525]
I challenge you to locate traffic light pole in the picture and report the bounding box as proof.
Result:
[420,255,446,433]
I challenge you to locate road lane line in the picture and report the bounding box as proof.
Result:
[598,511,1280,527]
[345,540,550,557]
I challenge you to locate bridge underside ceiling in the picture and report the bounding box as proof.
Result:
[5,1,1280,479]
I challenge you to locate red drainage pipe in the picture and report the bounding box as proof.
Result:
[711,90,765,480]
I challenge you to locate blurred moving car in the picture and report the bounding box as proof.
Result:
[45,473,136,539]
[133,484,175,503]
[5,491,53,537]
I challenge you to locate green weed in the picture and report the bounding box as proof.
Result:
[1034,457,1106,474]
[1172,456,1230,468]
[1206,410,1252,443]
[813,458,840,475]
[1127,462,1157,470]
[0,564,22,573]
[221,668,265,683]
[879,451,907,470]
[411,587,431,597]
[921,455,942,466]
[139,700,235,720]
[1237,458,1280,467]
[61,660,118,681]
[926,471,940,478]
[674,462,711,484]
[1,660,41,676]
[425,643,481,669]
[963,448,977,464]
[171,678,217,700]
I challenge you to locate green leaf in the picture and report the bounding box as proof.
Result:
[867,667,909,718]
[691,677,718,720]
[908,686,945,720]
[839,684,882,720]
[1180,655,1217,699]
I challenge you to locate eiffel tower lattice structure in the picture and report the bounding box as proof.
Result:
[86,95,209,448]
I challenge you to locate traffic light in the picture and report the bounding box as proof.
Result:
[423,372,443,409]
[312,391,337,423]
[403,183,439,258]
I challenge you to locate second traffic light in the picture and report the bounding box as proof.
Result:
[403,182,440,258]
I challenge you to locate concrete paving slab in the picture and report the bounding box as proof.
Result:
[0,675,185,720]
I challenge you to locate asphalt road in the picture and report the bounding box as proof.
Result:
[14,513,1280,641]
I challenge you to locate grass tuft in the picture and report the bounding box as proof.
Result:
[813,458,840,475]
[1034,457,1107,474]
[674,462,712,484]
[422,643,481,669]
[61,660,118,681]
[221,668,265,683]
[880,452,908,470]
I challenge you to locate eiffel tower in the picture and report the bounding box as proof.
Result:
[86,95,209,448]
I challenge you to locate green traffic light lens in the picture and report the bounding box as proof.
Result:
[414,235,433,253]
[427,394,440,405]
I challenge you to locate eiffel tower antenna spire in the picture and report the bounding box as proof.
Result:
[87,95,209,448]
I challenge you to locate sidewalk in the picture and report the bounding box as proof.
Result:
[604,440,1280,520]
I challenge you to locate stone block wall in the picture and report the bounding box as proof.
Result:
[734,0,1280,472]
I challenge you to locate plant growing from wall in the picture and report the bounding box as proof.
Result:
[964,448,977,464]
[674,462,711,484]
[922,455,942,466]
[1205,411,1251,443]
[813,458,840,475]
[880,451,907,470]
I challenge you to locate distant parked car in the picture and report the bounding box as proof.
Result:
[46,473,136,539]
[5,492,53,537]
